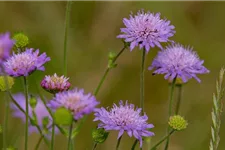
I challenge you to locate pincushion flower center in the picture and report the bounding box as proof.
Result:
[65,95,80,111]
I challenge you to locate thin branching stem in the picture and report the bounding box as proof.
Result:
[116,136,123,150]
[175,85,183,115]
[23,76,29,150]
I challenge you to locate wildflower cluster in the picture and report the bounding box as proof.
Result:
[0,7,215,150]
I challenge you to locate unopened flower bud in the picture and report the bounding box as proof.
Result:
[168,115,188,131]
[12,32,29,49]
[92,128,109,144]
[29,95,37,109]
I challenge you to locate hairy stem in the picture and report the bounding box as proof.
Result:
[67,122,73,150]
[164,77,177,150]
[92,143,97,150]
[140,49,146,114]
[35,136,43,150]
[24,76,29,150]
[175,85,183,115]
[63,0,73,76]
[116,136,123,150]
[131,139,138,150]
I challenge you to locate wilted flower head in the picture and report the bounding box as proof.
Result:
[94,101,154,147]
[0,32,14,63]
[10,93,56,136]
[4,48,50,77]
[149,44,209,82]
[117,10,175,52]
[47,88,99,120]
[41,73,71,94]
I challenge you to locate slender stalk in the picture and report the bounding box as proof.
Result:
[140,49,146,114]
[3,94,9,150]
[23,76,29,150]
[7,91,49,146]
[51,123,55,150]
[92,143,97,150]
[67,122,73,150]
[63,0,73,76]
[151,130,175,150]
[131,139,138,150]
[116,136,123,150]
[175,85,183,115]
[35,136,43,150]
[94,45,126,96]
[164,77,177,150]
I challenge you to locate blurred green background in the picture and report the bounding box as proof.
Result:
[0,1,225,150]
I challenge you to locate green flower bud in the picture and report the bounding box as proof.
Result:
[0,76,14,91]
[92,128,109,144]
[168,115,188,131]
[54,107,73,126]
[29,95,37,109]
[42,116,49,128]
[12,32,29,49]
[108,51,117,60]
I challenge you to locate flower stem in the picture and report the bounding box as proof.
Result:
[51,123,55,150]
[67,122,73,150]
[24,76,29,150]
[3,93,9,150]
[116,136,123,150]
[94,45,127,96]
[151,130,175,150]
[35,136,43,150]
[175,85,182,115]
[140,49,146,114]
[92,143,97,150]
[164,77,177,150]
[131,139,138,150]
[63,0,73,76]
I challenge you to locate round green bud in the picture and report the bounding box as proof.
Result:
[29,95,37,109]
[12,32,29,49]
[108,51,117,60]
[0,76,14,92]
[54,107,73,126]
[92,128,109,144]
[168,115,188,131]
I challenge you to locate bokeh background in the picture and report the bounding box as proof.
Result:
[0,1,225,150]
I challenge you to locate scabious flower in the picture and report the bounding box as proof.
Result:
[94,101,154,147]
[0,32,14,63]
[47,88,99,120]
[149,44,209,82]
[4,48,50,77]
[41,73,71,94]
[10,93,55,136]
[117,10,175,52]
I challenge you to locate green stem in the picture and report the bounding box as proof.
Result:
[175,85,183,115]
[3,94,9,150]
[151,130,175,150]
[140,49,146,114]
[67,122,73,150]
[116,136,123,150]
[92,143,97,150]
[51,123,55,150]
[7,91,49,147]
[94,45,127,96]
[131,139,138,150]
[164,77,177,150]
[63,0,73,76]
[35,136,43,150]
[24,76,29,150]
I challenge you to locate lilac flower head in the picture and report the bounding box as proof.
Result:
[117,10,175,52]
[4,48,50,77]
[10,93,56,136]
[47,88,99,120]
[41,73,71,94]
[94,101,154,147]
[0,32,14,63]
[149,44,209,82]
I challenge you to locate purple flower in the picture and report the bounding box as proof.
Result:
[41,73,71,94]
[10,93,56,136]
[149,44,209,82]
[94,101,154,147]
[117,10,175,52]
[0,32,14,64]
[4,48,50,77]
[47,88,99,120]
